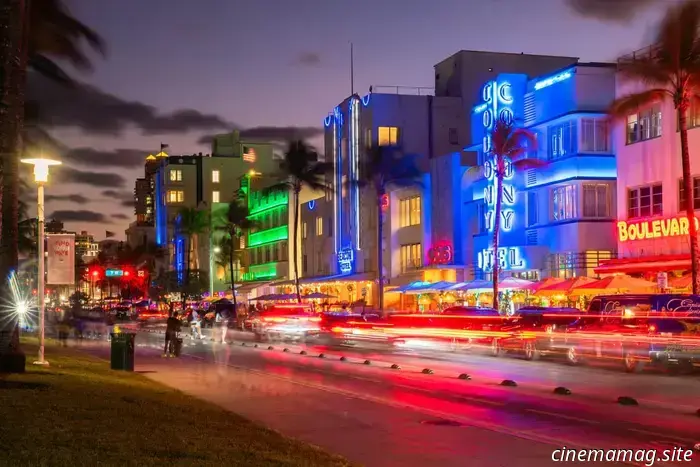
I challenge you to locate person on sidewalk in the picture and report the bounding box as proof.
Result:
[215,309,229,343]
[164,311,180,357]
[190,308,203,340]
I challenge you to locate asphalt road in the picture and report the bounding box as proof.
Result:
[120,328,700,466]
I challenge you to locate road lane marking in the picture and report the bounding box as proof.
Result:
[524,408,600,425]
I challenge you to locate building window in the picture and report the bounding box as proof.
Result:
[302,254,308,273]
[477,202,487,233]
[679,99,700,130]
[527,192,538,227]
[378,126,399,146]
[316,217,323,236]
[327,217,333,237]
[302,222,307,239]
[678,176,700,211]
[400,243,422,272]
[627,106,662,144]
[212,191,220,203]
[399,196,421,227]
[582,184,610,218]
[628,184,662,218]
[166,190,184,204]
[365,128,372,149]
[547,120,577,160]
[580,119,610,153]
[169,169,182,182]
[280,240,287,260]
[212,170,220,183]
[551,185,577,221]
[448,128,459,145]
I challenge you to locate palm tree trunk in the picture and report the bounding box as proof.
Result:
[0,0,29,372]
[492,173,504,313]
[229,233,237,309]
[679,110,699,294]
[377,191,384,315]
[182,235,191,309]
[293,187,301,303]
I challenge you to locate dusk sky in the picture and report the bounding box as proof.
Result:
[34,0,668,239]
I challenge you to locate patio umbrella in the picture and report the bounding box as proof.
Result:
[570,275,657,295]
[392,281,432,293]
[452,279,492,292]
[534,276,597,297]
[498,277,536,291]
[403,281,457,294]
[303,292,337,299]
[249,294,277,301]
[532,277,566,292]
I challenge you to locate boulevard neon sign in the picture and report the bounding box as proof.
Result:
[617,216,700,242]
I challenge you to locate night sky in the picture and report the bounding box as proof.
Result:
[35,0,666,238]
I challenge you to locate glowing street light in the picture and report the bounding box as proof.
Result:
[21,157,61,366]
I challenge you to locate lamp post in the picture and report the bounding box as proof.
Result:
[209,245,221,296]
[21,157,61,366]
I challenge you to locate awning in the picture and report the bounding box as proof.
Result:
[270,272,376,287]
[594,254,690,275]
[236,281,271,294]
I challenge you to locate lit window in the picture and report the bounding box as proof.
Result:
[550,185,577,221]
[212,170,220,183]
[212,191,220,203]
[378,127,399,146]
[626,106,662,144]
[678,176,700,211]
[166,190,184,203]
[547,121,577,160]
[580,119,610,153]
[302,222,307,239]
[400,243,422,272]
[316,217,323,236]
[582,184,610,218]
[169,169,182,182]
[628,184,662,218]
[399,196,421,227]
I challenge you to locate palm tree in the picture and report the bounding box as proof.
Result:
[610,0,700,293]
[218,199,255,309]
[480,119,537,312]
[354,144,423,315]
[175,207,209,307]
[276,140,332,302]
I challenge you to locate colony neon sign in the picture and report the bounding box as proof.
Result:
[617,216,700,242]
[477,247,525,272]
[477,79,516,232]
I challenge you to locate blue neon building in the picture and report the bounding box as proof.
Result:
[464,63,619,280]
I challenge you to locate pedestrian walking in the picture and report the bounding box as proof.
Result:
[164,312,180,357]
[190,308,203,339]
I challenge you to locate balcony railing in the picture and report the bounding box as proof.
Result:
[618,44,661,63]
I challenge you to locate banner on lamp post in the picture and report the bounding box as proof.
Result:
[46,234,75,285]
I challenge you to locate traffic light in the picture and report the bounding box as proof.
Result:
[123,271,130,277]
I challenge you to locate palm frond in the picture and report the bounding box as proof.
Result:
[609,89,669,118]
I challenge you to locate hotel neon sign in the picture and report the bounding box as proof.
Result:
[617,216,700,242]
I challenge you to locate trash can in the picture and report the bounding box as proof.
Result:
[110,332,135,371]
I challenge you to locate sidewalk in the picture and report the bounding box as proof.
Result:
[79,341,615,467]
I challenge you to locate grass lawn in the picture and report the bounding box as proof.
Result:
[0,339,351,466]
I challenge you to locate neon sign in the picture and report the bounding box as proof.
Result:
[381,194,389,211]
[337,247,354,274]
[533,69,573,91]
[477,247,525,272]
[428,243,453,265]
[477,79,516,232]
[105,269,123,277]
[617,216,700,242]
[307,200,316,210]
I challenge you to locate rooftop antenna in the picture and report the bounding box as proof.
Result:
[350,42,354,95]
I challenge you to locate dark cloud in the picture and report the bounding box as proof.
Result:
[121,199,135,208]
[102,189,133,201]
[54,167,126,188]
[565,0,660,22]
[63,147,150,168]
[49,210,106,223]
[294,52,322,67]
[28,72,234,136]
[45,194,90,204]
[111,213,130,220]
[198,126,324,145]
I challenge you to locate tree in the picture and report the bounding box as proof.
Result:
[216,199,255,310]
[479,119,537,312]
[354,144,422,315]
[609,0,700,293]
[276,140,332,302]
[0,0,103,371]
[175,207,209,307]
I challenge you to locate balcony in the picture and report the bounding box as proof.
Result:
[618,44,661,63]
[248,225,288,247]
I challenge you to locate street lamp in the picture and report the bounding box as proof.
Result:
[210,245,221,295]
[21,157,61,366]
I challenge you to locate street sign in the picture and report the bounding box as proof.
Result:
[106,269,123,277]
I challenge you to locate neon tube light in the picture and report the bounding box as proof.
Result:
[248,225,288,247]
[533,69,573,91]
